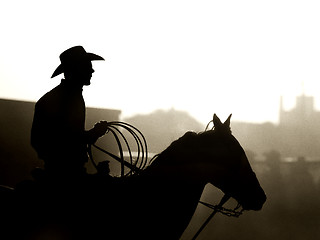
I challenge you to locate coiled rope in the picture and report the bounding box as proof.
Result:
[88,121,148,177]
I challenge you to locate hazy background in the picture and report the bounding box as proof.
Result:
[1,1,320,239]
[1,0,320,124]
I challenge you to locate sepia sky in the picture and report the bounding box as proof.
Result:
[1,0,320,124]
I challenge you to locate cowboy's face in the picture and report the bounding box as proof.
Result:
[76,60,94,86]
[65,60,94,86]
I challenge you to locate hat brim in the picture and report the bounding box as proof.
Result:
[51,52,104,78]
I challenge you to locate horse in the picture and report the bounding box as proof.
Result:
[0,114,266,240]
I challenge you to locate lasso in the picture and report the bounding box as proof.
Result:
[87,121,148,177]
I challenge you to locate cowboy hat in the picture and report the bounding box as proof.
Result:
[51,46,104,78]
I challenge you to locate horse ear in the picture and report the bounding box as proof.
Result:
[223,114,232,127]
[213,114,223,128]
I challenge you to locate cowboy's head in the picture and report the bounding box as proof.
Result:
[51,46,104,86]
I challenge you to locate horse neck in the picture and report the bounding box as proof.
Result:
[137,162,207,238]
[142,162,207,203]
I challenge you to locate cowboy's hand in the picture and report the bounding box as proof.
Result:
[86,121,109,144]
[93,121,109,137]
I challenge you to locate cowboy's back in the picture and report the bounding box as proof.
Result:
[31,80,88,176]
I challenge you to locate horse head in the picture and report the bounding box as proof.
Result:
[151,114,266,211]
[198,114,266,210]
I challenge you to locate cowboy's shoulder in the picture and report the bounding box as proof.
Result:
[35,84,64,110]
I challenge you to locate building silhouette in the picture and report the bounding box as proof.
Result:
[279,94,320,129]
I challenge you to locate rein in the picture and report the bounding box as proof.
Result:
[192,194,244,240]
[199,199,244,218]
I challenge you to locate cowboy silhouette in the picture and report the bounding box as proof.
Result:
[31,46,109,181]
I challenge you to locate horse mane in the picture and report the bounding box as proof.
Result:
[149,131,199,166]
[149,127,230,164]
[146,126,240,176]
